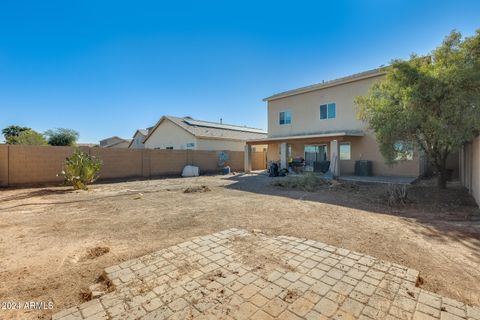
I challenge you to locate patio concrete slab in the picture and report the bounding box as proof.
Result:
[339,175,417,185]
[52,229,480,320]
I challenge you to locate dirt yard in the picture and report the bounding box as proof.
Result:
[0,173,479,319]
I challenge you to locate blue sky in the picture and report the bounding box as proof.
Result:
[0,0,479,143]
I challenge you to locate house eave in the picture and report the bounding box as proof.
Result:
[247,131,364,144]
[263,68,386,102]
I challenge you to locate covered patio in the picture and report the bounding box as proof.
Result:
[245,131,365,177]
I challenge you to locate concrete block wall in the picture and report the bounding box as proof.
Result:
[90,148,143,179]
[0,145,265,186]
[0,145,266,187]
[149,150,189,176]
[0,145,9,186]
[461,137,480,206]
[8,145,74,185]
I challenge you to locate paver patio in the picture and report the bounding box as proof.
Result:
[52,229,480,320]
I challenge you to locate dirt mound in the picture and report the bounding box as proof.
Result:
[85,246,110,260]
[271,174,331,192]
[184,185,211,193]
[330,180,360,191]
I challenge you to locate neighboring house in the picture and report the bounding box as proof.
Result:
[246,68,425,177]
[128,129,149,149]
[77,143,98,148]
[143,116,267,151]
[99,136,131,148]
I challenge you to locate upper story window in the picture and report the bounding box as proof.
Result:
[320,103,336,120]
[279,111,292,125]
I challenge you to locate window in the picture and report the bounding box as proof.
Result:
[339,142,351,160]
[279,111,292,125]
[320,102,336,119]
[394,141,414,160]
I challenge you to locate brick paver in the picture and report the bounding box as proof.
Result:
[53,229,480,320]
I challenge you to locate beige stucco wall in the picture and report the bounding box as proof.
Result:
[267,75,384,138]
[267,143,279,164]
[266,132,420,177]
[339,134,420,176]
[265,74,422,177]
[196,138,246,152]
[144,119,197,150]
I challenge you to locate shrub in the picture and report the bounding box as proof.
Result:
[2,125,31,144]
[45,128,79,146]
[9,130,48,145]
[386,184,409,207]
[58,150,102,190]
[271,173,331,192]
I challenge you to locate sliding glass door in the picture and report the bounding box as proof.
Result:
[304,145,328,171]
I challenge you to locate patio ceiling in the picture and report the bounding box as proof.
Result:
[247,130,364,145]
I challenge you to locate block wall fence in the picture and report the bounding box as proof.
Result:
[460,136,480,207]
[0,145,267,187]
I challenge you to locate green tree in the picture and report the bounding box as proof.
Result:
[355,30,480,188]
[2,125,31,144]
[45,128,79,146]
[10,130,48,145]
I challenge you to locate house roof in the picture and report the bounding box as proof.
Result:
[263,67,386,101]
[137,129,148,136]
[77,143,98,147]
[100,136,124,143]
[104,139,132,148]
[144,116,267,143]
[128,128,150,148]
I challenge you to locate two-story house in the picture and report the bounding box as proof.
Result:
[245,68,424,177]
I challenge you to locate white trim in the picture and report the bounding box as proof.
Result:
[264,69,386,101]
[247,131,364,144]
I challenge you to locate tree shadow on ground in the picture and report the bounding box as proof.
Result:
[0,188,73,203]
[224,172,480,260]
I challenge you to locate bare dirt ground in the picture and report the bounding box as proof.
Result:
[0,172,479,319]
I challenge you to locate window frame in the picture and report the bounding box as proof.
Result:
[320,102,336,120]
[339,142,351,160]
[279,111,292,125]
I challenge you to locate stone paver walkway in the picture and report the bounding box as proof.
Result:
[53,229,480,320]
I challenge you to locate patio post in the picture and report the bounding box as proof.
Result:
[280,142,287,169]
[244,144,252,173]
[330,140,340,177]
